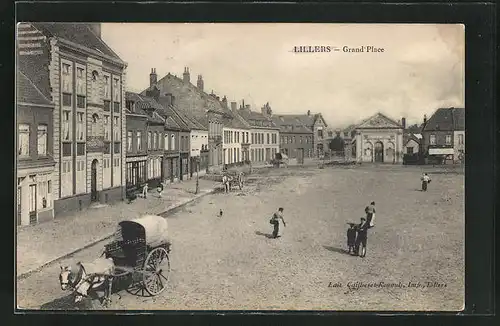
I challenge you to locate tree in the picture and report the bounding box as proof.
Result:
[329,136,345,153]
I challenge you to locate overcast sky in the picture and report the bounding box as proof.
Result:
[102,23,464,128]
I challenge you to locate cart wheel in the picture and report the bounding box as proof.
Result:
[143,247,170,296]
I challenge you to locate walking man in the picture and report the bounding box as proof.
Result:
[222,173,229,193]
[365,201,376,227]
[142,183,148,199]
[421,173,431,191]
[354,217,369,257]
[270,207,286,239]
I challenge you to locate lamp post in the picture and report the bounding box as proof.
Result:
[195,159,200,194]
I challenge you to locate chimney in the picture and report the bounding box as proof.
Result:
[231,102,237,112]
[149,68,157,87]
[197,75,204,91]
[183,67,190,83]
[401,117,406,129]
[307,110,311,116]
[88,23,101,38]
[221,96,228,108]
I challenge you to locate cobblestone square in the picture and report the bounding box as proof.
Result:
[17,165,464,311]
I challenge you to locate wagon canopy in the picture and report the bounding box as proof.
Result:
[118,215,169,248]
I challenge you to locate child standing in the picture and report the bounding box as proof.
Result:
[346,223,357,254]
[421,173,431,191]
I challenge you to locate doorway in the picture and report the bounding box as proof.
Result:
[374,142,384,163]
[29,184,37,225]
[91,159,98,202]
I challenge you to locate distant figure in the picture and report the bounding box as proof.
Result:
[222,174,230,193]
[126,190,137,204]
[421,173,431,191]
[142,183,148,199]
[157,182,164,198]
[365,201,376,227]
[219,209,223,217]
[354,217,369,257]
[270,207,286,239]
[346,223,357,254]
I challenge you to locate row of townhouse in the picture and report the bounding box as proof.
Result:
[141,67,282,169]
[16,22,128,226]
[15,23,332,226]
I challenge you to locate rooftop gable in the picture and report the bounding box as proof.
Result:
[355,112,403,129]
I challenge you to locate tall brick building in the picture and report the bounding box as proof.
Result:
[270,114,313,163]
[141,68,224,169]
[17,23,128,217]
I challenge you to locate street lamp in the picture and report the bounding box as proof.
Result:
[195,158,200,194]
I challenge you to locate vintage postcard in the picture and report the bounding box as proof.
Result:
[16,23,465,311]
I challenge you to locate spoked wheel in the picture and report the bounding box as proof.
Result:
[143,247,170,296]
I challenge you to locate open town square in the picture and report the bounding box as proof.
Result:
[17,163,464,310]
[16,23,465,311]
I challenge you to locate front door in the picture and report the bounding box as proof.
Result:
[29,184,37,225]
[91,159,98,202]
[374,142,384,163]
[17,187,22,226]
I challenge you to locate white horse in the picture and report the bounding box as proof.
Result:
[59,257,116,306]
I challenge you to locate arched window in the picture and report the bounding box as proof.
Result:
[91,113,99,136]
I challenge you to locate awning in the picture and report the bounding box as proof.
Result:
[429,148,454,155]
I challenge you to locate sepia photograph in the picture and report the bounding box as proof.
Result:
[16,22,465,311]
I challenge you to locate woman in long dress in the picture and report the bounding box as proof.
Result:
[271,207,286,238]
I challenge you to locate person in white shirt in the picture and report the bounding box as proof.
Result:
[142,183,149,198]
[421,173,431,191]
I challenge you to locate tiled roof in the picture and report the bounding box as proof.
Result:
[17,70,53,106]
[221,107,250,130]
[403,133,421,146]
[172,105,207,131]
[125,92,164,124]
[423,107,465,132]
[237,108,279,129]
[271,115,312,133]
[32,23,123,63]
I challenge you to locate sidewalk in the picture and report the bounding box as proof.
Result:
[16,178,219,278]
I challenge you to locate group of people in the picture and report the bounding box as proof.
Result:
[346,201,376,258]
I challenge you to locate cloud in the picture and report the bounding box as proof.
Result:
[102,23,464,128]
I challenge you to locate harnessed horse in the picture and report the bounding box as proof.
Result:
[59,257,116,306]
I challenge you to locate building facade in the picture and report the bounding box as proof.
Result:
[237,102,280,164]
[17,23,128,217]
[353,113,404,164]
[270,114,313,164]
[421,107,465,164]
[124,93,148,192]
[16,70,56,225]
[141,68,224,170]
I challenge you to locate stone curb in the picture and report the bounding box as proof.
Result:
[16,188,216,280]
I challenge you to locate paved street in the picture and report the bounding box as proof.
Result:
[17,165,464,311]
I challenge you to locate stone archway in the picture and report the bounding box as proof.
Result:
[364,142,373,162]
[374,141,384,163]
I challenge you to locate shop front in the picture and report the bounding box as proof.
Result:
[17,165,55,226]
[126,155,147,192]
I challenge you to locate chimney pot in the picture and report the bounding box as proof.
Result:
[231,102,237,111]
[307,110,311,116]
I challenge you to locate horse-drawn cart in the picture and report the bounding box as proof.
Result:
[104,215,171,296]
[222,171,244,192]
[60,215,171,307]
